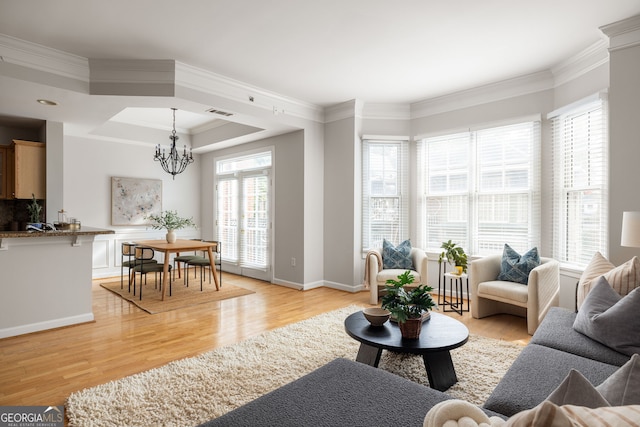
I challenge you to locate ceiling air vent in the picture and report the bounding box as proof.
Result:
[206,108,233,117]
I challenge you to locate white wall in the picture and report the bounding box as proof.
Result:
[61,135,201,278]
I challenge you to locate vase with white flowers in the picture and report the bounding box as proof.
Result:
[145,210,197,243]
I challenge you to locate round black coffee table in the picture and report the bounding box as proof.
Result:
[344,310,469,391]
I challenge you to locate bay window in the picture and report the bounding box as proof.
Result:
[362,139,409,251]
[418,120,541,256]
[550,94,608,266]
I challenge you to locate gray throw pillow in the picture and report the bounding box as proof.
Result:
[546,369,610,408]
[497,244,540,285]
[596,353,640,406]
[573,276,640,357]
[382,239,413,270]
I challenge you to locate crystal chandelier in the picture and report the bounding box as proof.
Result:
[154,108,194,179]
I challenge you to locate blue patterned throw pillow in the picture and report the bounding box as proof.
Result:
[497,244,540,285]
[382,239,414,270]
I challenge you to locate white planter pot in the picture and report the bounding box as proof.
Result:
[166,229,177,243]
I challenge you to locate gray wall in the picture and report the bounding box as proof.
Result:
[609,43,640,265]
[324,115,358,290]
[200,130,306,287]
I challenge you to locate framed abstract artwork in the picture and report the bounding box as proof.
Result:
[111,177,162,225]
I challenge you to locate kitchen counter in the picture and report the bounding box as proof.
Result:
[0,226,114,239]
[0,226,115,338]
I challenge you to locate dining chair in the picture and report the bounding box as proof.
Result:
[173,238,203,281]
[131,246,173,299]
[121,242,158,291]
[121,242,136,290]
[185,241,221,290]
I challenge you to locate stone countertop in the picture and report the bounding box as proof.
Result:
[0,226,115,238]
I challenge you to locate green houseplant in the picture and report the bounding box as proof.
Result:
[381,270,437,339]
[146,210,197,243]
[26,193,42,224]
[438,240,468,274]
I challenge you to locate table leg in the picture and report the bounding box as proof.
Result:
[355,343,383,367]
[161,254,170,301]
[176,251,182,278]
[129,267,136,295]
[422,350,458,391]
[207,247,220,291]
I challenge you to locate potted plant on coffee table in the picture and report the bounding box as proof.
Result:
[146,210,197,243]
[381,270,437,339]
[438,240,468,275]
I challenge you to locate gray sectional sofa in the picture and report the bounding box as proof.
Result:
[483,306,629,416]
[199,307,631,426]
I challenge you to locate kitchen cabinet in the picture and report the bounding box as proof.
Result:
[5,140,46,199]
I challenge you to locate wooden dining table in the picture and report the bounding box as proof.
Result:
[134,239,220,300]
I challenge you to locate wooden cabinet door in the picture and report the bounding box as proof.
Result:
[12,140,45,199]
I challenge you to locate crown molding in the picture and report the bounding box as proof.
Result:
[361,103,410,121]
[551,39,609,87]
[324,99,364,123]
[0,33,89,82]
[410,70,554,119]
[600,14,640,51]
[175,61,324,123]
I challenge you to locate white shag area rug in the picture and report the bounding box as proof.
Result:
[66,306,524,427]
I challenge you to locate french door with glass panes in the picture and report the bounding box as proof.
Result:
[216,170,271,281]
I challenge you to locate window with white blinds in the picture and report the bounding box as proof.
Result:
[418,121,541,256]
[550,95,608,267]
[216,150,272,272]
[362,139,409,251]
[419,132,471,251]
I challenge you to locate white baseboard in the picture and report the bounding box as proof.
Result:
[0,313,95,339]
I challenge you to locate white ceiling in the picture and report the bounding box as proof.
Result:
[0,1,639,144]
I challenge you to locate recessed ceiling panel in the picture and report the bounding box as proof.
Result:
[109,107,224,133]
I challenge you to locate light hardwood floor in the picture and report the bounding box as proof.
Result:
[0,272,530,408]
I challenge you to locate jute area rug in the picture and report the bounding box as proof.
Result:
[66,305,524,427]
[100,273,254,314]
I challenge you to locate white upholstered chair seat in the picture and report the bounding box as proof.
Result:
[375,268,422,284]
[477,280,528,305]
[367,247,428,304]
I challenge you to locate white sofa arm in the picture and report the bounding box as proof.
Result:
[527,258,560,312]
[368,249,383,304]
[526,257,560,334]
[469,254,502,293]
[411,248,428,284]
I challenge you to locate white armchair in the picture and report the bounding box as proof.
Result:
[367,248,428,304]
[470,255,560,335]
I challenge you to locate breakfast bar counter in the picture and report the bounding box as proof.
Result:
[0,226,114,338]
[0,226,114,239]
